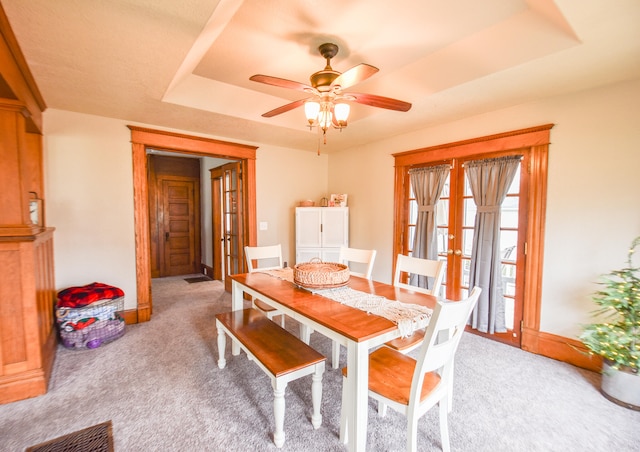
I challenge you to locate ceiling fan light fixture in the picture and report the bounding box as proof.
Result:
[304,101,320,127]
[250,42,410,152]
[318,107,332,131]
[334,102,350,128]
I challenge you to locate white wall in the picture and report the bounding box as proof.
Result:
[44,112,138,309]
[329,78,640,339]
[255,146,328,266]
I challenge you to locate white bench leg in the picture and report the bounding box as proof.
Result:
[311,364,323,429]
[216,324,227,369]
[272,381,286,448]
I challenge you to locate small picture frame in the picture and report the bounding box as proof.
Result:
[330,193,348,207]
[29,198,43,226]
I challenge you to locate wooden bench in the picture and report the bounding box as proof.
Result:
[215,308,326,448]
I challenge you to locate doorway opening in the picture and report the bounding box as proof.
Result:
[128,126,257,323]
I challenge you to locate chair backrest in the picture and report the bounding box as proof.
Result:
[338,246,377,279]
[393,254,445,296]
[410,287,482,402]
[244,244,283,272]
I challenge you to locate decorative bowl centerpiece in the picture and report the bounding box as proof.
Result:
[294,258,350,289]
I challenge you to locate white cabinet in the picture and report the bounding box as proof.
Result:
[295,207,348,264]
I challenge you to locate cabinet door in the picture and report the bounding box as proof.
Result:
[296,208,322,248]
[321,208,349,248]
[321,248,341,263]
[296,248,322,264]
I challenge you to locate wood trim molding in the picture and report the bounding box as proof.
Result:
[0,5,46,133]
[393,124,553,166]
[522,328,602,372]
[128,126,257,323]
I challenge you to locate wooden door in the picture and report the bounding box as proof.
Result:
[160,176,199,276]
[211,162,245,291]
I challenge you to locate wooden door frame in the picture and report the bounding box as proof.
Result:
[128,126,257,323]
[393,124,552,351]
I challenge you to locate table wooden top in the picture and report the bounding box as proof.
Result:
[231,272,437,343]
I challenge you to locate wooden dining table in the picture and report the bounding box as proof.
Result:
[229,272,437,452]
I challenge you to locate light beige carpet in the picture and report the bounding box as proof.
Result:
[0,274,638,451]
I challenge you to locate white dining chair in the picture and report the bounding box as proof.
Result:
[244,244,286,327]
[329,246,377,368]
[340,287,482,452]
[338,246,377,279]
[384,254,446,355]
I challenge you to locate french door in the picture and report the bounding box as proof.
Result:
[393,125,553,350]
[211,161,245,292]
[405,154,526,346]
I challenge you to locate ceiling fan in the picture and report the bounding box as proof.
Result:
[249,43,411,132]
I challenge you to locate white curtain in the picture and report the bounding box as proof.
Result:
[408,165,450,289]
[466,156,522,333]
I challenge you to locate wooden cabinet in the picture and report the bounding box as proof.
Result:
[0,5,56,404]
[295,207,349,263]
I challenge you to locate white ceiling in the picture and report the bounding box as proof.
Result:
[3,0,640,153]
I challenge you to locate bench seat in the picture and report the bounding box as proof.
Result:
[215,308,326,448]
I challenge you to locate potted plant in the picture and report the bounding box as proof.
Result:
[580,236,640,410]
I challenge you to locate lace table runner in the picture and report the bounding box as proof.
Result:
[257,268,432,337]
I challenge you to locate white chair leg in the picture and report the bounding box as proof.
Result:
[272,382,286,448]
[339,375,348,444]
[311,365,323,429]
[332,341,341,369]
[439,399,450,452]
[378,401,388,416]
[407,409,419,452]
[279,314,285,328]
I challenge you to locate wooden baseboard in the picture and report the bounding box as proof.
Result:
[522,327,602,372]
[122,309,138,324]
[201,263,213,278]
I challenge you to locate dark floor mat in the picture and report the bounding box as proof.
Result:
[184,276,213,283]
[26,421,113,452]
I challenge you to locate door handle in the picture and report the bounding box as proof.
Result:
[454,249,462,256]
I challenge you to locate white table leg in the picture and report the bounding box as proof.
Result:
[346,340,369,452]
[231,279,243,355]
[216,322,227,369]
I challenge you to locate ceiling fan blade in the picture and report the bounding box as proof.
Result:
[348,92,412,112]
[331,64,378,90]
[261,98,310,118]
[250,74,315,93]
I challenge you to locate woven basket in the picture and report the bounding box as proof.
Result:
[294,258,350,288]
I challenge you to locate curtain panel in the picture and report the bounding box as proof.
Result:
[466,155,522,333]
[408,164,450,289]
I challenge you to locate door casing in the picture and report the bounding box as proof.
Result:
[128,126,257,323]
